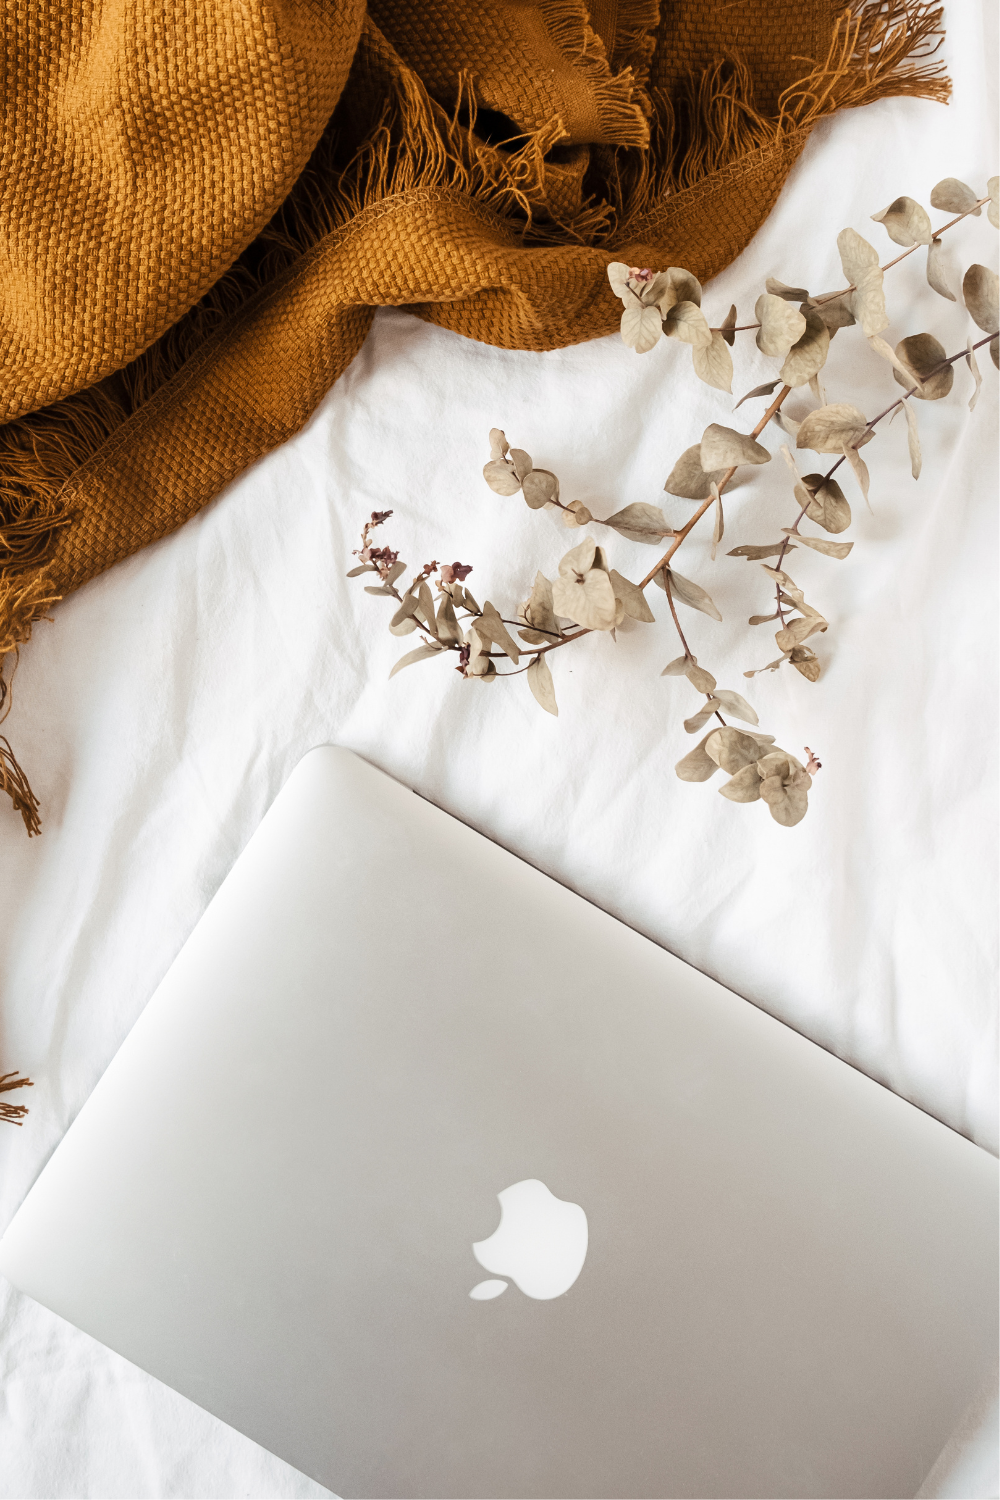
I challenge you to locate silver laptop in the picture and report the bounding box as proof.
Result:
[1,746,996,1499]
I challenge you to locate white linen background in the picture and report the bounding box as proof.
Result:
[0,6,996,1494]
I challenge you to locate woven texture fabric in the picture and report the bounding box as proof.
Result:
[0,0,949,831]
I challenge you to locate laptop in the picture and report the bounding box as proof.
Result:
[1,746,995,1499]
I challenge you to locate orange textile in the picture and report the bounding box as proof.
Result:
[0,0,948,832]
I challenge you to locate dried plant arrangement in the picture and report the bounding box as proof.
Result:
[353,175,997,828]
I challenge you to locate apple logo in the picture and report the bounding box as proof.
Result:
[469,1179,588,1301]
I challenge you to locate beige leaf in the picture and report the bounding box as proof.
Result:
[416,581,437,634]
[719,763,763,803]
[657,567,723,621]
[346,564,376,577]
[868,334,921,391]
[684,700,723,734]
[795,402,867,453]
[713,689,758,725]
[797,472,850,534]
[521,468,559,508]
[473,602,520,663]
[700,422,771,469]
[664,444,730,499]
[592,545,611,574]
[558,536,596,577]
[561,498,592,526]
[663,267,703,308]
[780,529,853,559]
[483,458,520,495]
[775,611,827,651]
[389,614,418,637]
[710,481,724,561]
[871,195,932,247]
[720,303,738,346]
[930,178,981,216]
[748,611,779,625]
[963,264,999,333]
[389,643,445,678]
[989,176,999,230]
[526,654,558,716]
[902,399,921,480]
[692,330,734,392]
[842,441,872,506]
[789,645,821,681]
[705,726,762,773]
[609,569,655,622]
[926,238,956,301]
[733,378,781,411]
[462,587,481,615]
[489,428,510,459]
[766,277,810,301]
[837,226,880,284]
[966,337,983,412]
[664,300,713,348]
[754,293,806,357]
[621,302,663,352]
[467,654,497,682]
[603,502,671,544]
[743,656,786,678]
[850,264,888,336]
[780,309,831,386]
[809,293,856,333]
[552,550,617,631]
[363,584,396,598]
[728,542,793,560]
[772,409,800,443]
[435,593,462,644]
[893,333,954,400]
[509,448,532,481]
[661,655,689,676]
[760,777,809,827]
[675,734,719,782]
[390,595,419,627]
[685,661,717,694]
[606,262,632,300]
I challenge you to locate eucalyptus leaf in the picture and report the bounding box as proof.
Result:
[929,178,981,216]
[871,195,932,247]
[664,444,730,499]
[963,264,999,333]
[780,529,853,558]
[364,585,395,596]
[663,267,703,308]
[488,427,510,459]
[733,379,780,411]
[346,564,376,577]
[842,442,872,507]
[604,502,671,543]
[389,643,444,678]
[675,734,719,782]
[789,645,821,682]
[552,541,617,630]
[868,333,921,390]
[728,542,794,559]
[837,226,880,285]
[892,333,954,400]
[684,700,723,734]
[606,262,631,300]
[754,293,806,357]
[712,689,759,725]
[621,302,663,352]
[657,567,723,621]
[417,581,438,634]
[718,763,763,803]
[966,337,983,412]
[799,473,851,533]
[483,458,521,495]
[809,293,856,333]
[720,304,738,346]
[850,264,888,336]
[609,569,656,622]
[473,602,520,662]
[523,571,559,637]
[705,726,762,773]
[766,277,810,301]
[526,655,558,716]
[700,423,771,469]
[664,300,712,348]
[390,596,419,627]
[521,468,559,508]
[780,309,831,386]
[902,399,921,479]
[661,655,690,676]
[925,237,955,301]
[692,329,734,391]
[796,402,868,453]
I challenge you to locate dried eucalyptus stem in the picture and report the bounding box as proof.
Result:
[351,174,998,827]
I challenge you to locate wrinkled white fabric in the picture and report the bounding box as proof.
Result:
[0,11,996,1494]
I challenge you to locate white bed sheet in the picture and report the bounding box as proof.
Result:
[1,9,996,1494]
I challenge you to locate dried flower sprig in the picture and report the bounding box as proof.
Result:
[350,174,998,828]
[0,1070,33,1125]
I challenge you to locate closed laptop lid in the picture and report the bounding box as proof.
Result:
[1,746,996,1498]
